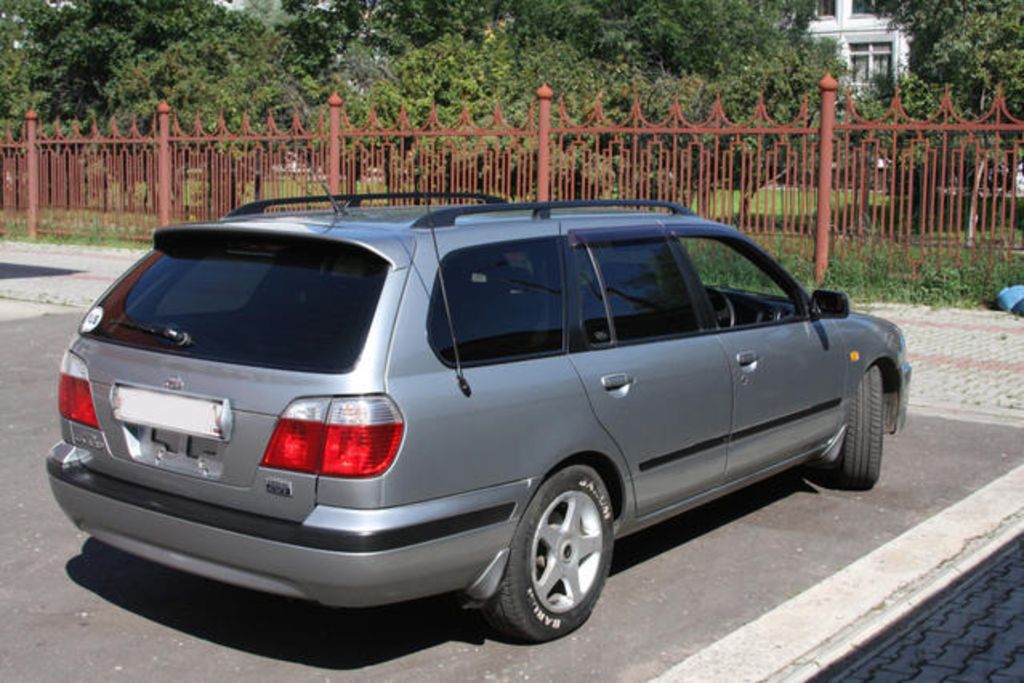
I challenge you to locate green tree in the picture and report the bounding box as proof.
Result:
[364,30,643,124]
[872,0,1024,114]
[0,1,35,126]
[22,0,297,123]
[281,0,842,123]
[505,0,822,79]
[10,0,847,128]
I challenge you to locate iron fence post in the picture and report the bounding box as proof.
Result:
[157,102,171,227]
[815,74,838,284]
[536,84,553,202]
[25,110,38,238]
[327,93,342,195]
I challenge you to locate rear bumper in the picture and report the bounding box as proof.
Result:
[47,443,525,607]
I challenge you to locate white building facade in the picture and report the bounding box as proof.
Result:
[808,0,911,88]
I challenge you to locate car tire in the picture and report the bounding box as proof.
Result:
[483,464,614,642]
[831,365,884,490]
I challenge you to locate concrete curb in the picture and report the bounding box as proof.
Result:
[652,461,1024,683]
[910,401,1024,428]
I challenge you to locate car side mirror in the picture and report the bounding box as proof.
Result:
[811,289,850,319]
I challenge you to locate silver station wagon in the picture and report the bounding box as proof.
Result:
[48,195,911,641]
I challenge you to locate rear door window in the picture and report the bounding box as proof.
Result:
[578,237,700,344]
[428,237,564,364]
[86,235,389,373]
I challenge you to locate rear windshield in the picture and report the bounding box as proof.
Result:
[86,234,389,373]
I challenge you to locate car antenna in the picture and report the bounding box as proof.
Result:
[307,165,346,217]
[423,195,472,397]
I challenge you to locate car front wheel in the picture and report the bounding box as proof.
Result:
[832,365,885,489]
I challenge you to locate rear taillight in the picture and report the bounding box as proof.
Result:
[261,396,404,478]
[260,399,327,474]
[58,351,99,429]
[321,398,405,477]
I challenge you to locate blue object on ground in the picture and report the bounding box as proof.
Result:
[996,285,1024,313]
[1014,299,1024,316]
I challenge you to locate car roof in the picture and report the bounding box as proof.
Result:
[154,200,749,268]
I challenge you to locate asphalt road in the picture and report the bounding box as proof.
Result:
[2,309,1022,682]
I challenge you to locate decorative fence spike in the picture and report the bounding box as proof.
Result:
[289,111,305,136]
[264,112,281,136]
[395,105,412,132]
[707,95,730,127]
[422,105,442,131]
[214,114,230,136]
[456,104,476,130]
[190,113,205,137]
[624,95,647,128]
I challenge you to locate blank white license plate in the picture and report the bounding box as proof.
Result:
[111,385,232,441]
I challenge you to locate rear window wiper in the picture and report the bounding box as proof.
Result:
[113,318,194,347]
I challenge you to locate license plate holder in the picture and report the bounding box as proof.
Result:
[111,385,233,441]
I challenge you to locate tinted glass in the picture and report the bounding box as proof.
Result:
[429,238,564,364]
[589,238,699,341]
[573,246,612,346]
[679,237,791,299]
[87,235,389,373]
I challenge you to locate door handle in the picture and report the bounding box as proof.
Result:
[600,373,634,391]
[736,351,759,372]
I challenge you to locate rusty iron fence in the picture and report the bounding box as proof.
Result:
[1,76,1022,280]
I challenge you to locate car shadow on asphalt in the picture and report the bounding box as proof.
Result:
[65,469,819,668]
[611,469,819,575]
[65,536,492,667]
[0,263,82,279]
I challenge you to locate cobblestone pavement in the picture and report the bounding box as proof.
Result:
[861,303,1024,415]
[815,531,1024,682]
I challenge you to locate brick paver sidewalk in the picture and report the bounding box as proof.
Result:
[815,532,1024,682]
[864,303,1024,416]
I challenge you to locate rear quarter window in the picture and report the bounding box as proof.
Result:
[86,234,389,373]
[428,237,564,365]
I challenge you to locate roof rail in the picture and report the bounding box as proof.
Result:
[224,192,505,218]
[409,199,692,229]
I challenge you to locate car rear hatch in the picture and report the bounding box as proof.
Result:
[65,227,408,522]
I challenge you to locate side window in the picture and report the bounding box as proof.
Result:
[580,237,700,343]
[573,247,613,346]
[428,237,564,364]
[678,237,798,328]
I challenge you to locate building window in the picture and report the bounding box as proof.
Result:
[849,42,892,86]
[851,0,873,15]
[818,0,836,16]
